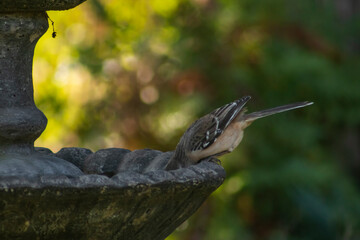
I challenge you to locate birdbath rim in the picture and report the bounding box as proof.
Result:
[0,161,225,189]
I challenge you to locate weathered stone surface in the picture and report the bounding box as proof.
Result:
[35,147,54,156]
[0,153,84,177]
[83,148,131,177]
[0,12,48,153]
[0,161,226,240]
[117,148,163,173]
[0,0,87,12]
[55,147,93,171]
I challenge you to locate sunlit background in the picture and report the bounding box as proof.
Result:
[34,0,360,239]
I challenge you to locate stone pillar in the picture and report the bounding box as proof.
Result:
[0,12,48,154]
[0,3,86,177]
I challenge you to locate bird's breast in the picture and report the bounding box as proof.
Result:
[188,121,247,161]
[217,121,245,151]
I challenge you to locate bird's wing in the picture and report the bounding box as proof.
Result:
[190,96,251,152]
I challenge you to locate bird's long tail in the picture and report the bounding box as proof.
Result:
[243,101,313,122]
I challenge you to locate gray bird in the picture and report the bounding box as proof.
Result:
[166,96,313,170]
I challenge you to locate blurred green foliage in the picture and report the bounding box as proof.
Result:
[34,0,360,239]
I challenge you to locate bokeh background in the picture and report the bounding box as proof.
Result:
[34,0,360,239]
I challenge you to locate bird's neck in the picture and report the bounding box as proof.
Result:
[165,141,191,170]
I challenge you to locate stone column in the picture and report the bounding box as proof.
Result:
[0,2,86,176]
[0,12,48,154]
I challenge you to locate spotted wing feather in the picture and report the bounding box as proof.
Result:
[190,96,251,151]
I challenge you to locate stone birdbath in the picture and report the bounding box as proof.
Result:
[0,1,225,239]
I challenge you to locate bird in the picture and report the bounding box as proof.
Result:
[165,96,313,170]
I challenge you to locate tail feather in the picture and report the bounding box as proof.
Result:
[244,101,313,122]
